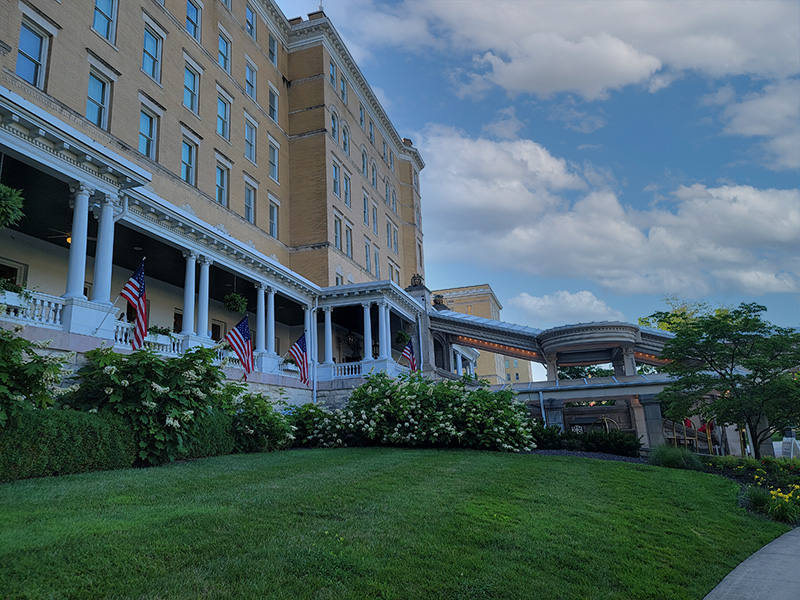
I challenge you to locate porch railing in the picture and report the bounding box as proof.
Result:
[333,363,362,378]
[114,323,182,354]
[0,291,65,327]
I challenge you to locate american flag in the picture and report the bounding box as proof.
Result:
[120,260,147,350]
[225,315,254,380]
[288,333,310,387]
[401,339,417,371]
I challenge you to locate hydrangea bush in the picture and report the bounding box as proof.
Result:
[223,392,295,453]
[68,346,242,465]
[305,372,536,452]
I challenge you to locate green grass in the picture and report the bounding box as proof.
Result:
[0,448,787,599]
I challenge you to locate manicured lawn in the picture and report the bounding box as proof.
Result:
[0,448,787,599]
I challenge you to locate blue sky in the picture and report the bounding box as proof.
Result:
[280,0,799,329]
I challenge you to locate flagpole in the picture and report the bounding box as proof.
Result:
[312,299,318,403]
[94,257,146,335]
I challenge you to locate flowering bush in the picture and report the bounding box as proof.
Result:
[0,325,72,428]
[222,392,295,453]
[67,346,241,465]
[304,372,536,452]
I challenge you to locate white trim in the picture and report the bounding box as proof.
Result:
[86,54,119,82]
[214,149,232,169]
[182,50,204,73]
[215,82,234,103]
[142,11,168,38]
[18,1,59,37]
[137,92,164,117]
[180,123,201,145]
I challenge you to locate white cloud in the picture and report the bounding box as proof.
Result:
[508,291,625,328]
[482,107,525,140]
[721,79,800,170]
[548,98,606,133]
[418,127,800,296]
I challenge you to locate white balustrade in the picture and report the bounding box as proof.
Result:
[333,362,362,378]
[0,291,65,326]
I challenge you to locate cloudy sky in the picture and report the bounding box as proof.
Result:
[280,0,799,329]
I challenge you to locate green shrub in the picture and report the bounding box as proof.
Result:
[0,409,136,481]
[580,430,642,457]
[306,372,536,452]
[68,346,242,465]
[184,408,235,459]
[0,326,71,428]
[768,499,800,524]
[286,403,327,447]
[649,445,704,470]
[530,423,563,449]
[226,393,294,453]
[743,485,772,513]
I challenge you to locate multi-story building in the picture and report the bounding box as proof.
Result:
[0,0,425,401]
[432,284,534,385]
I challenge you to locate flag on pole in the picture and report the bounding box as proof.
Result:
[401,339,417,371]
[225,315,254,380]
[120,260,147,350]
[288,333,310,387]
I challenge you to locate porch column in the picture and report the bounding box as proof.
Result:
[377,302,390,359]
[545,353,558,381]
[64,183,94,299]
[196,257,211,338]
[362,302,372,360]
[303,304,311,348]
[90,192,117,305]
[255,283,266,354]
[180,251,197,335]
[455,351,463,375]
[323,307,334,364]
[266,287,276,355]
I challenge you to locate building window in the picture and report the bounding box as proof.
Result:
[245,62,257,99]
[215,164,229,205]
[218,33,231,72]
[369,120,374,144]
[342,126,350,155]
[330,111,338,141]
[220,0,231,9]
[359,104,364,128]
[340,77,347,103]
[268,141,278,181]
[391,190,397,213]
[335,275,343,286]
[345,225,352,258]
[244,119,257,162]
[374,249,380,278]
[393,228,398,253]
[142,26,162,81]
[390,151,394,172]
[245,4,256,39]
[382,140,387,160]
[334,216,342,250]
[269,201,278,237]
[372,204,378,235]
[138,109,157,159]
[363,194,369,225]
[361,151,368,177]
[365,240,371,273]
[515,373,520,381]
[332,163,340,197]
[371,164,377,188]
[514,359,519,368]
[268,34,277,65]
[416,241,423,268]
[181,139,196,185]
[329,61,336,85]
[183,65,199,113]
[86,71,110,128]
[268,88,278,122]
[216,96,230,139]
[186,0,201,40]
[386,221,391,248]
[244,184,255,223]
[415,205,421,228]
[16,21,48,89]
[413,170,419,190]
[343,174,351,207]
[505,360,510,368]
[385,180,390,204]
[506,373,511,381]
[93,0,117,42]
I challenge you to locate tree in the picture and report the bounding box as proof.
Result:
[655,302,800,458]
[0,184,24,230]
[639,295,723,331]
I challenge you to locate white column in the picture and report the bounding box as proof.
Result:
[303,304,311,348]
[323,307,334,364]
[196,257,211,338]
[362,302,372,360]
[255,284,266,353]
[64,183,93,299]
[266,287,276,355]
[180,251,197,335]
[90,192,117,304]
[378,302,390,359]
[455,351,463,375]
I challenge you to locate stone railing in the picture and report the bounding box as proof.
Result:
[277,360,300,378]
[114,323,182,355]
[0,291,65,327]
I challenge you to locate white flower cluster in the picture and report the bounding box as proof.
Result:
[150,382,170,395]
[165,415,180,428]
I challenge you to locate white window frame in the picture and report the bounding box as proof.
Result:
[330,110,338,141]
[215,162,229,206]
[333,214,342,250]
[372,203,378,235]
[374,247,380,279]
[268,84,278,122]
[216,93,231,140]
[92,0,118,43]
[363,193,369,226]
[86,69,111,129]
[359,104,364,129]
[329,60,336,85]
[390,151,394,172]
[138,108,158,159]
[332,161,341,197]
[141,14,167,82]
[364,239,371,273]
[345,224,353,258]
[218,27,232,73]
[245,58,257,100]
[371,163,377,188]
[340,77,347,103]
[369,120,374,144]
[244,113,257,163]
[268,136,279,182]
[186,0,202,41]
[181,138,197,185]
[391,189,397,213]
[268,33,277,65]
[182,53,203,113]
[16,17,52,90]
[244,181,256,224]
[361,150,368,177]
[343,173,351,208]
[268,195,279,238]
[342,125,350,155]
[245,3,256,39]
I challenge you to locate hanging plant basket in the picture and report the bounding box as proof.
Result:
[0,182,25,230]
[395,329,412,345]
[223,292,248,313]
